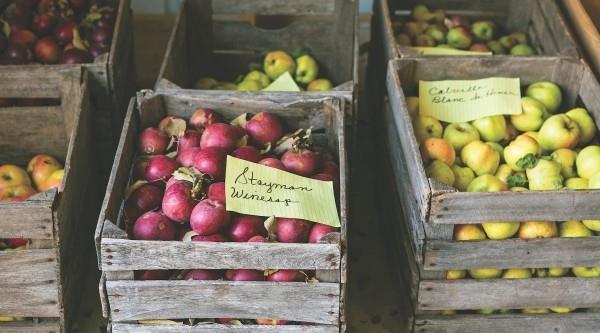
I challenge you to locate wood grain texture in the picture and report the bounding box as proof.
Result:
[212,0,335,15]
[0,321,60,333]
[0,200,55,239]
[106,280,340,324]
[112,323,338,333]
[418,278,600,310]
[414,312,600,333]
[563,0,600,77]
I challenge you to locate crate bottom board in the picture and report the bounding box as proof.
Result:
[0,320,60,333]
[413,312,600,333]
[111,323,338,333]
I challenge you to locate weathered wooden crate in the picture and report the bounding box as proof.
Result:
[0,0,136,173]
[95,90,348,332]
[562,0,600,77]
[0,70,99,333]
[378,57,600,332]
[155,0,357,119]
[374,0,579,62]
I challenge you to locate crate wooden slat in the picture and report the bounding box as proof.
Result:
[96,90,348,332]
[0,320,61,333]
[111,323,338,333]
[563,0,600,77]
[375,0,579,61]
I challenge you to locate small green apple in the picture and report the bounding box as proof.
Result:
[522,308,550,314]
[487,142,504,162]
[451,164,475,192]
[405,96,419,118]
[425,24,448,43]
[510,44,534,56]
[504,134,541,171]
[538,114,580,151]
[263,50,296,80]
[523,131,540,143]
[443,122,480,152]
[412,4,432,22]
[426,160,455,186]
[548,267,569,277]
[550,148,578,179]
[572,266,600,278]
[244,70,271,88]
[575,145,600,179]
[236,79,263,91]
[295,54,319,84]
[447,26,474,49]
[193,77,218,90]
[495,164,513,184]
[446,270,467,280]
[566,108,597,145]
[499,35,517,49]
[550,307,575,313]
[214,82,238,90]
[413,115,443,144]
[526,81,562,114]
[482,221,520,240]
[468,268,503,279]
[307,79,333,92]
[511,97,550,132]
[565,177,588,190]
[486,40,506,54]
[472,115,507,143]
[453,224,486,241]
[560,220,593,237]
[467,175,508,192]
[502,268,531,279]
[526,158,563,190]
[461,141,500,176]
[582,220,600,232]
[471,21,496,41]
[477,309,495,315]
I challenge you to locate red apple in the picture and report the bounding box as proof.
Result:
[184,269,222,280]
[200,123,242,152]
[193,147,226,180]
[135,270,169,280]
[9,29,37,48]
[267,270,303,282]
[308,223,337,243]
[54,21,76,45]
[190,199,230,235]
[258,157,286,170]
[3,43,31,64]
[176,147,200,167]
[162,181,195,223]
[190,108,219,129]
[34,37,60,64]
[233,145,261,162]
[281,149,320,176]
[59,48,92,64]
[320,161,339,179]
[89,43,110,58]
[132,211,177,241]
[245,112,284,146]
[0,185,36,202]
[178,130,202,151]
[227,215,266,242]
[145,155,178,182]
[133,156,150,180]
[32,13,55,36]
[248,235,267,242]
[6,238,28,248]
[207,182,225,202]
[224,269,264,281]
[124,184,163,222]
[276,218,312,243]
[91,26,112,45]
[139,127,169,155]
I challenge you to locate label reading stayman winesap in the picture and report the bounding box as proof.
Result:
[225,156,340,227]
[419,77,522,123]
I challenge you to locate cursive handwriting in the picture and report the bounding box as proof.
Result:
[234,167,313,194]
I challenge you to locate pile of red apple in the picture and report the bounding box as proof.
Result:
[0,154,64,250]
[0,0,117,66]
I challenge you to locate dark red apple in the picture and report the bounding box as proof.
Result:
[95,18,113,29]
[59,48,92,64]
[190,199,230,235]
[233,145,261,163]
[32,13,55,36]
[162,181,195,223]
[139,127,169,155]
[132,211,177,241]
[190,108,219,129]
[91,26,112,45]
[145,155,178,182]
[89,43,110,58]
[267,270,303,282]
[193,147,226,180]
[200,123,242,152]
[207,182,225,202]
[4,43,31,64]
[184,269,222,280]
[54,21,76,45]
[258,157,286,170]
[245,112,284,146]
[319,161,339,179]
[6,238,28,248]
[34,37,60,64]
[9,29,37,48]
[281,149,320,176]
[178,130,202,151]
[227,215,266,242]
[308,223,337,243]
[224,269,264,281]
[133,156,150,180]
[276,218,312,243]
[124,183,163,222]
[176,147,200,167]
[135,270,169,280]
[248,235,267,242]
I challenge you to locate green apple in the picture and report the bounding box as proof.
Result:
[447,26,474,49]
[518,221,558,239]
[572,266,600,278]
[425,24,447,43]
[522,308,550,314]
[467,175,508,192]
[575,145,600,179]
[426,160,455,186]
[502,268,531,279]
[405,96,419,118]
[548,267,569,277]
[582,220,600,232]
[412,4,432,22]
[523,131,540,144]
[590,172,600,188]
[495,164,513,184]
[472,115,506,143]
[550,307,575,313]
[566,108,597,145]
[295,54,319,84]
[510,44,534,56]
[471,21,496,41]
[413,115,443,144]
[453,224,486,240]
[504,134,541,171]
[395,33,412,46]
[510,186,529,192]
[565,177,588,190]
[550,148,578,179]
[477,309,495,315]
[510,32,528,44]
[469,268,503,279]
[499,35,517,49]
[511,97,550,132]
[486,40,506,54]
[404,21,423,38]
[214,82,238,90]
[307,79,333,92]
[446,270,467,280]
[415,34,436,47]
[526,158,563,190]
[443,123,480,152]
[525,81,562,114]
[193,77,218,90]
[482,221,520,240]
[537,114,580,151]
[534,268,548,278]
[263,50,296,80]
[451,165,475,192]
[244,70,271,88]
[487,142,504,162]
[560,220,593,237]
[237,79,262,91]
[461,141,500,176]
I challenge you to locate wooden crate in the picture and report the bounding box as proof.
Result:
[379,57,600,332]
[562,0,600,77]
[95,90,348,332]
[0,70,99,333]
[374,0,579,62]
[0,0,136,173]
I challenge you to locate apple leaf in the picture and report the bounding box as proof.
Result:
[264,269,278,277]
[507,174,528,188]
[260,142,272,155]
[307,276,320,283]
[230,113,249,127]
[291,47,312,59]
[72,27,89,50]
[264,216,277,241]
[181,230,200,242]
[163,118,187,138]
[165,148,178,158]
[124,180,149,200]
[235,134,248,148]
[516,153,538,170]
[272,128,304,155]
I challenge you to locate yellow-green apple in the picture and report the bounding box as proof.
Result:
[504,134,541,171]
[421,138,456,165]
[582,220,600,231]
[404,22,423,38]
[307,79,333,92]
[572,266,600,278]
[453,224,486,240]
[440,310,456,315]
[548,267,569,277]
[405,96,419,118]
[426,160,455,186]
[237,79,263,91]
[534,268,548,278]
[395,33,412,46]
[471,21,496,41]
[446,270,466,280]
[550,148,577,179]
[477,309,495,315]
[523,131,540,143]
[263,50,296,80]
[472,115,507,142]
[413,115,443,144]
[518,221,558,239]
[415,34,436,47]
[193,77,218,90]
[525,81,562,114]
[589,171,600,188]
[412,4,432,21]
[0,185,36,202]
[550,307,574,313]
[215,82,238,90]
[511,97,550,132]
[469,268,503,279]
[467,175,508,192]
[27,154,62,188]
[461,141,500,176]
[522,308,550,314]
[443,122,480,152]
[487,142,504,162]
[295,54,319,84]
[451,165,475,191]
[502,268,531,279]
[526,159,563,190]
[537,114,580,151]
[244,70,271,88]
[565,177,588,190]
[482,222,520,240]
[566,108,597,145]
[510,186,529,192]
[559,220,593,237]
[37,169,64,192]
[575,145,600,179]
[0,165,31,189]
[495,164,513,184]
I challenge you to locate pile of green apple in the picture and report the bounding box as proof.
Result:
[394,5,536,55]
[193,50,333,92]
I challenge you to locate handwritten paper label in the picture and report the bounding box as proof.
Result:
[262,72,301,92]
[225,156,340,227]
[410,47,493,56]
[419,77,522,123]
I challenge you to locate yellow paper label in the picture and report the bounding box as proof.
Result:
[419,77,522,123]
[262,72,301,92]
[225,156,340,227]
[410,47,492,56]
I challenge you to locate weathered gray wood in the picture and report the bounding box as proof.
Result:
[106,280,340,324]
[425,237,600,270]
[0,201,55,239]
[112,323,338,333]
[0,249,60,317]
[418,278,600,310]
[102,239,340,270]
[414,312,600,333]
[212,0,335,15]
[0,320,61,333]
